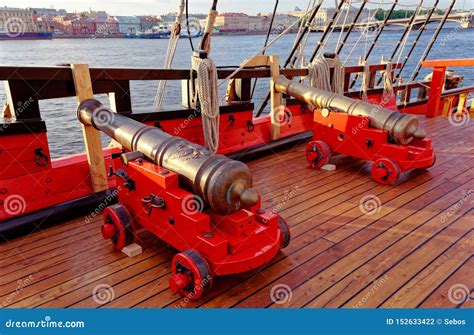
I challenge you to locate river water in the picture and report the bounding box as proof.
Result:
[1,24,472,157]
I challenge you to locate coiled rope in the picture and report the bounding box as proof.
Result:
[307,54,344,95]
[192,56,220,152]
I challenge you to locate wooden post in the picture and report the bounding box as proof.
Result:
[71,64,108,193]
[442,97,454,116]
[456,93,467,115]
[269,55,282,141]
[425,66,446,117]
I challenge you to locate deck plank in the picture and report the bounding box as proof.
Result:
[419,257,474,308]
[230,172,473,308]
[286,178,474,308]
[0,116,472,308]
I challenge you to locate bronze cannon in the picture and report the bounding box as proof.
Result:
[77,99,258,214]
[274,75,426,145]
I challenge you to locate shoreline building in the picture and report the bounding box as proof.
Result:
[289,6,369,29]
[0,7,36,33]
[215,12,249,33]
[115,16,141,34]
[95,16,119,35]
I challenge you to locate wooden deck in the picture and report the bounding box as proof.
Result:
[1,116,472,308]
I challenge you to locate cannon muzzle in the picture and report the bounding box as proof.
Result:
[274,75,425,145]
[77,99,258,214]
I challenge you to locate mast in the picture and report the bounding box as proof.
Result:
[197,0,218,52]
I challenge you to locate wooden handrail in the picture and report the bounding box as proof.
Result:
[0,63,400,82]
[422,59,474,68]
[441,85,474,98]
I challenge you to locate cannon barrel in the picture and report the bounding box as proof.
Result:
[274,75,425,145]
[77,99,258,214]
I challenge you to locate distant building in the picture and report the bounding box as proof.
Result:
[66,17,96,35]
[0,7,37,33]
[248,15,264,31]
[115,16,141,34]
[33,15,57,32]
[95,17,119,35]
[271,14,298,30]
[215,12,249,32]
[322,7,368,26]
[30,7,67,17]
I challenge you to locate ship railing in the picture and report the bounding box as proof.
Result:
[1,61,427,123]
[422,58,474,117]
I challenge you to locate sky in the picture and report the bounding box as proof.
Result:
[2,0,472,16]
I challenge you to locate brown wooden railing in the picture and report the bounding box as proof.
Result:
[1,62,432,121]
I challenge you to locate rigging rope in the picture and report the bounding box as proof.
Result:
[153,0,185,107]
[315,2,345,59]
[342,0,385,66]
[393,2,423,74]
[335,1,351,52]
[192,56,220,152]
[216,3,321,89]
[293,0,318,67]
[360,60,370,101]
[381,59,395,100]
